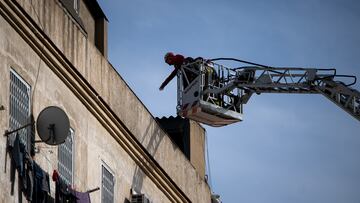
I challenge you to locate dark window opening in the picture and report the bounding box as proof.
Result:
[59,0,85,30]
[156,116,191,160]
[95,18,108,58]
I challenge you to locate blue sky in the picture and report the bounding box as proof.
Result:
[99,1,360,202]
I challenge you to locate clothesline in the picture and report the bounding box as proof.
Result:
[86,187,100,193]
[37,146,95,191]
[4,129,99,193]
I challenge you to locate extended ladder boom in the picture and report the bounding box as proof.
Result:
[203,65,360,121]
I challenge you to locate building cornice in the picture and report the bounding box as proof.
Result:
[0,0,191,202]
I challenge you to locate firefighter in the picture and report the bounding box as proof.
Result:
[160,52,201,90]
[159,52,185,91]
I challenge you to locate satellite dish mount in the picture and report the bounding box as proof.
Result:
[3,106,70,146]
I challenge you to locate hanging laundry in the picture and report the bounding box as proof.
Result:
[52,170,94,203]
[24,153,34,201]
[6,132,53,202]
[32,162,50,203]
[10,133,26,175]
[53,170,76,203]
[73,191,91,203]
[7,132,29,199]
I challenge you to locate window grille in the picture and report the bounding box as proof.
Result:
[58,128,74,185]
[102,165,115,203]
[9,69,31,150]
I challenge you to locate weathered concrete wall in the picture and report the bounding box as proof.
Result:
[1,0,212,202]
[0,14,170,203]
[190,121,206,180]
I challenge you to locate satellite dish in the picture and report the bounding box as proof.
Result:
[36,106,70,145]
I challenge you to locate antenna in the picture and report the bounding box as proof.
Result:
[36,106,70,145]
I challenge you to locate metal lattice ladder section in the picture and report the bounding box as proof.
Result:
[316,80,360,121]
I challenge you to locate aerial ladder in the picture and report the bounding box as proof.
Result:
[173,58,360,127]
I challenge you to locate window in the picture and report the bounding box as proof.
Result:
[102,164,114,203]
[95,18,108,57]
[9,69,31,150]
[58,0,84,30]
[58,128,74,185]
[74,0,79,13]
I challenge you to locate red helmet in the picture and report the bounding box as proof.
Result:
[164,52,174,63]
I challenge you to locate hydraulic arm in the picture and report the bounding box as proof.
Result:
[203,64,360,122]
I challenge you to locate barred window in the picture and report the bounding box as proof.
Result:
[9,69,31,150]
[58,128,74,185]
[102,165,115,203]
